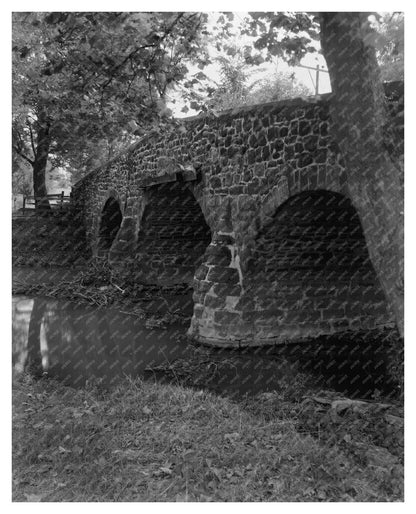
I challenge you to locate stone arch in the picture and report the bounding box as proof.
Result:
[236,164,349,273]
[242,189,394,343]
[97,195,123,256]
[134,180,212,285]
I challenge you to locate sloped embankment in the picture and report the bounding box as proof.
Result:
[12,211,91,268]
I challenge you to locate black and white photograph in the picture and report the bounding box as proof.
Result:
[9,2,406,503]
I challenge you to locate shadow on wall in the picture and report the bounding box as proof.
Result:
[135,182,212,286]
[243,189,393,341]
[98,197,123,256]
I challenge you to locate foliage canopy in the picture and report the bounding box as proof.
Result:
[12,12,210,181]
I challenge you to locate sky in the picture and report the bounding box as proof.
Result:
[169,11,331,117]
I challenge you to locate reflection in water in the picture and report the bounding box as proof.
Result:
[12,298,33,373]
[12,296,400,399]
[13,297,53,375]
[27,298,50,374]
[12,295,302,397]
[12,296,190,387]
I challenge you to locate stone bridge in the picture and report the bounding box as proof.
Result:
[72,83,403,347]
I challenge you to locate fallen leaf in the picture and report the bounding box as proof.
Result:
[73,445,83,455]
[224,432,240,442]
[96,456,106,466]
[210,467,222,480]
[24,493,43,502]
[317,489,327,500]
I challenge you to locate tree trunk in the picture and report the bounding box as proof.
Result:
[320,12,404,335]
[26,298,47,375]
[33,109,51,212]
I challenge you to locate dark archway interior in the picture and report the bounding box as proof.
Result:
[98,197,123,253]
[248,190,391,329]
[136,182,212,285]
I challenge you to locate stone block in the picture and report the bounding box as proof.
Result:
[210,176,222,188]
[299,120,312,136]
[213,283,242,297]
[262,145,271,160]
[284,144,295,159]
[195,264,209,281]
[258,132,267,147]
[193,291,206,304]
[330,319,351,331]
[214,311,241,324]
[212,233,234,245]
[207,266,240,284]
[194,280,213,294]
[248,134,258,148]
[204,294,226,309]
[229,185,245,195]
[234,296,256,311]
[267,126,278,139]
[298,153,313,168]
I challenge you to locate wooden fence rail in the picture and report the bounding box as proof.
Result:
[22,191,71,214]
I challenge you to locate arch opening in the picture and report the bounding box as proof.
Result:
[245,190,393,341]
[135,182,212,286]
[98,197,123,255]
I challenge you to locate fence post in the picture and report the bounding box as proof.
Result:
[60,191,64,210]
[315,64,320,96]
[23,196,26,216]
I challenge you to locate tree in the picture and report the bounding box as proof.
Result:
[12,153,32,196]
[244,12,404,335]
[247,71,312,104]
[207,43,312,113]
[207,48,255,111]
[373,12,404,81]
[320,13,403,336]
[12,12,210,209]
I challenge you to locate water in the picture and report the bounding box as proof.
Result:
[12,296,401,399]
[12,296,191,388]
[13,293,313,400]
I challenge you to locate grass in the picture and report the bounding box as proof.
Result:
[12,214,404,501]
[12,371,403,502]
[12,211,90,268]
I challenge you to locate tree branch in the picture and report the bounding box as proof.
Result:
[100,12,186,92]
[100,43,158,91]
[13,145,34,166]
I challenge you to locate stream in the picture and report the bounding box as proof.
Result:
[12,295,400,399]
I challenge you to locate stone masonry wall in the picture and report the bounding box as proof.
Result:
[72,84,403,347]
[194,191,392,345]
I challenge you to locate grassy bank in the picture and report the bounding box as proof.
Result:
[13,372,403,502]
[12,211,90,268]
